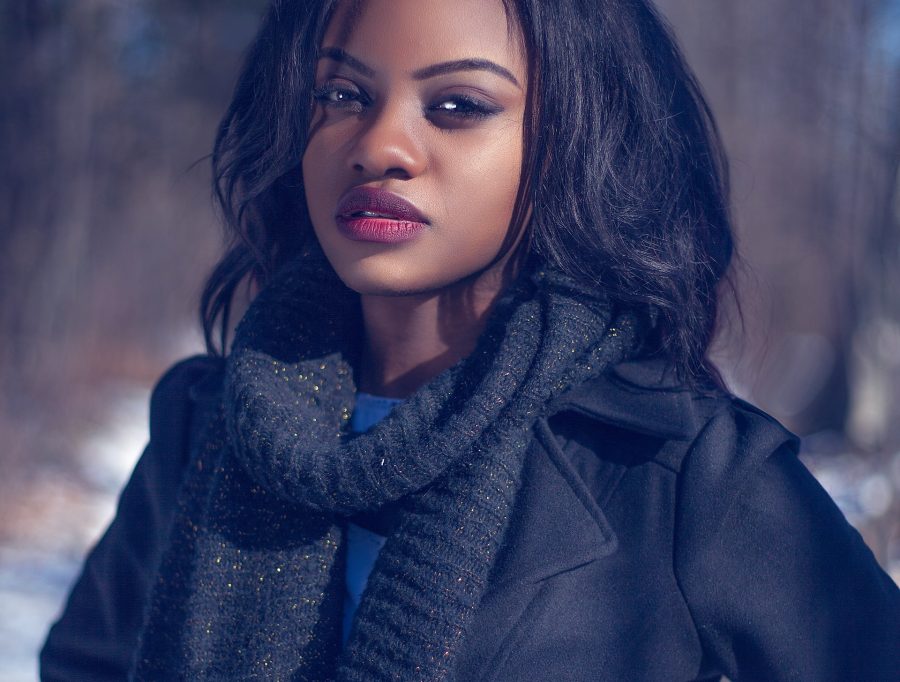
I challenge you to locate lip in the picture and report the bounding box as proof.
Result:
[334,186,429,244]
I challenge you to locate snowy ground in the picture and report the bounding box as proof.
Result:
[0,385,149,682]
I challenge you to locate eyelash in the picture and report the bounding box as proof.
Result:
[311,83,499,122]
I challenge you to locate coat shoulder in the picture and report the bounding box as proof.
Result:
[671,399,900,681]
[548,357,800,476]
[550,359,899,679]
[150,354,224,406]
[39,354,226,681]
[148,354,225,450]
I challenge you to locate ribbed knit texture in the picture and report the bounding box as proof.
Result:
[132,246,644,681]
[343,393,399,645]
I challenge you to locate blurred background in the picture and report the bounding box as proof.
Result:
[0,0,898,679]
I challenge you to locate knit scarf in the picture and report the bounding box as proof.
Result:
[132,249,643,681]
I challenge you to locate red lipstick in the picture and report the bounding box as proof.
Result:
[334,187,429,244]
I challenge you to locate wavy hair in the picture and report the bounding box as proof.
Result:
[202,0,736,385]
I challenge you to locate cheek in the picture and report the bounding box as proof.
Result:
[443,130,523,251]
[301,140,330,217]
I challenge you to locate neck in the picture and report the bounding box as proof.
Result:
[357,260,519,398]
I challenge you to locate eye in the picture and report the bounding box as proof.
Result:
[427,95,501,122]
[312,82,369,113]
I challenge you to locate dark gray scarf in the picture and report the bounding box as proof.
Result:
[132,250,643,681]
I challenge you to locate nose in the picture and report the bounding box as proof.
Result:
[348,98,427,180]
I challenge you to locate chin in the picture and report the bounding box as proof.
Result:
[314,231,507,300]
[328,256,445,297]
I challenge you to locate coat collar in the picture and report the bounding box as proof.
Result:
[548,356,708,441]
[488,357,715,590]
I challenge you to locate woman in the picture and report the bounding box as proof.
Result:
[41,0,899,680]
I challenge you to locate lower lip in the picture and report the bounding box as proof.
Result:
[336,215,427,243]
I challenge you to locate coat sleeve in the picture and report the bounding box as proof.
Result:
[674,400,900,682]
[39,356,220,682]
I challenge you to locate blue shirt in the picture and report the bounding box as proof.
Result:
[342,392,402,645]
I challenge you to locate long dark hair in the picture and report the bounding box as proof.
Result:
[202,0,736,384]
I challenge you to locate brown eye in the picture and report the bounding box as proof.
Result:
[312,83,369,113]
[427,95,501,122]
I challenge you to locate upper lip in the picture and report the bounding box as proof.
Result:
[335,186,430,224]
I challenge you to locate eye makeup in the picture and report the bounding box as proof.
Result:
[311,81,503,123]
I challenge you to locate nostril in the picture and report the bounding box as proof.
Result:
[353,165,411,182]
[385,168,411,180]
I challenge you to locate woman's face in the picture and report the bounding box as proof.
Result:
[302,0,528,296]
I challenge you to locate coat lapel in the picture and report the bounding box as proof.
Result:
[486,358,704,590]
[453,415,623,680]
[487,417,620,590]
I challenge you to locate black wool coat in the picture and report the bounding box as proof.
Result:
[41,355,900,681]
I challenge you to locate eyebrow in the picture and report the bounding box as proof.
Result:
[316,47,522,89]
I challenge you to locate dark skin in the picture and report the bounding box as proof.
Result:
[357,253,524,397]
[302,0,530,397]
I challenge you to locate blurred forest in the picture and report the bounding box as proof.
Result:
[0,0,898,677]
[1,0,261,480]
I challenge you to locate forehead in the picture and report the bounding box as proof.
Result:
[321,0,525,76]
